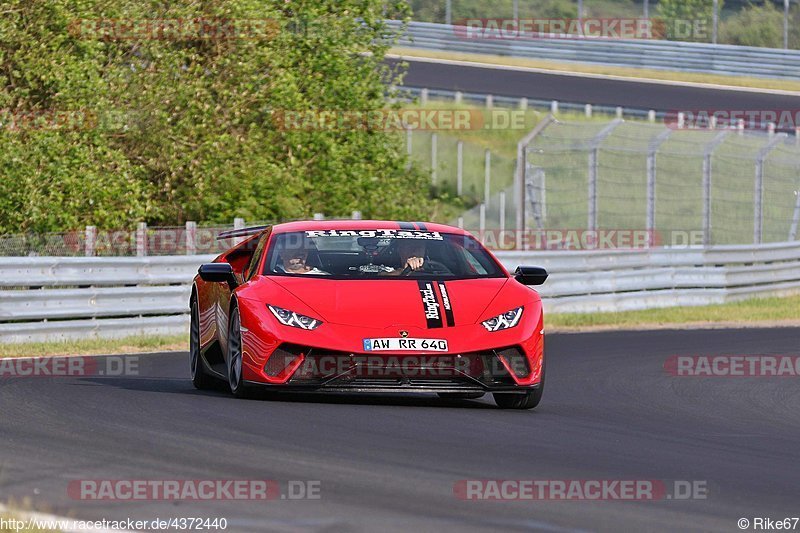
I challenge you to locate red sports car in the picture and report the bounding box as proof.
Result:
[190,221,548,409]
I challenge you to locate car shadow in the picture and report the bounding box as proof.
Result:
[75,375,498,409]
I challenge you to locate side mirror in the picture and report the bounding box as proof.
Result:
[514,266,548,286]
[198,263,238,290]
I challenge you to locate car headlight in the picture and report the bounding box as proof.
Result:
[482,306,523,332]
[267,305,322,330]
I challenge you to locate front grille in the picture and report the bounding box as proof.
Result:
[280,347,521,388]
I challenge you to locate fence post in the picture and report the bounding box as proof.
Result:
[485,94,493,108]
[84,226,96,257]
[515,115,556,249]
[648,110,656,123]
[646,129,672,237]
[136,222,147,257]
[431,132,438,184]
[550,100,558,114]
[479,203,486,242]
[312,213,324,220]
[457,216,464,229]
[484,149,491,204]
[584,104,592,118]
[615,106,623,119]
[351,210,362,220]
[754,133,787,244]
[702,131,729,246]
[406,126,412,170]
[519,97,528,110]
[499,191,506,232]
[420,88,428,106]
[587,119,623,232]
[789,191,800,241]
[185,221,197,255]
[454,91,462,104]
[457,140,463,196]
[233,217,245,246]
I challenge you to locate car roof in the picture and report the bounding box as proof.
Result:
[270,220,469,236]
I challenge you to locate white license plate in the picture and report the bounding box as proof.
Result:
[362,338,449,352]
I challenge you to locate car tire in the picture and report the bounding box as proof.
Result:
[190,298,215,390]
[493,358,545,410]
[437,393,485,400]
[227,304,249,399]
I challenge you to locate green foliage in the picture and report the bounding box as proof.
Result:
[719,2,785,48]
[657,0,720,41]
[0,0,432,233]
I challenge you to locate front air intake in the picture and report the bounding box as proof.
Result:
[494,347,531,379]
[264,344,307,377]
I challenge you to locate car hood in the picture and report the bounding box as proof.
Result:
[264,276,510,329]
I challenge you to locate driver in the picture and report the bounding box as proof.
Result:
[384,239,426,275]
[280,248,329,275]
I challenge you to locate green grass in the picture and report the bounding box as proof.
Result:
[0,334,187,358]
[392,47,800,92]
[402,100,800,243]
[0,296,797,358]
[546,294,800,329]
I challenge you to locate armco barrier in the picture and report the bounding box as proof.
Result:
[390,20,800,80]
[0,243,798,343]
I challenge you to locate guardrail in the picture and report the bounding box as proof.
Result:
[390,20,800,80]
[1,243,798,343]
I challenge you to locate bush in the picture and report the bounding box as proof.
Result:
[720,2,785,48]
[0,0,432,233]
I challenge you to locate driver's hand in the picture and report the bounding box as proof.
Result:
[405,256,424,271]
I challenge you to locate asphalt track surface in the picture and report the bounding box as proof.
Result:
[1,327,799,532]
[392,58,800,111]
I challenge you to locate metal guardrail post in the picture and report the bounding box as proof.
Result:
[587,119,623,233]
[185,221,197,255]
[646,129,672,236]
[515,115,555,249]
[84,226,96,257]
[754,133,787,244]
[702,131,730,246]
[136,222,147,257]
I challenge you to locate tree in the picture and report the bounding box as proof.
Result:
[0,0,431,233]
[656,0,720,42]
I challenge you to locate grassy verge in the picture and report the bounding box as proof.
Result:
[546,295,800,330]
[0,295,798,358]
[391,47,800,93]
[0,334,187,358]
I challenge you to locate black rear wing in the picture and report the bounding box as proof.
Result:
[216,225,271,240]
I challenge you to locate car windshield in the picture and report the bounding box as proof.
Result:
[264,229,505,279]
